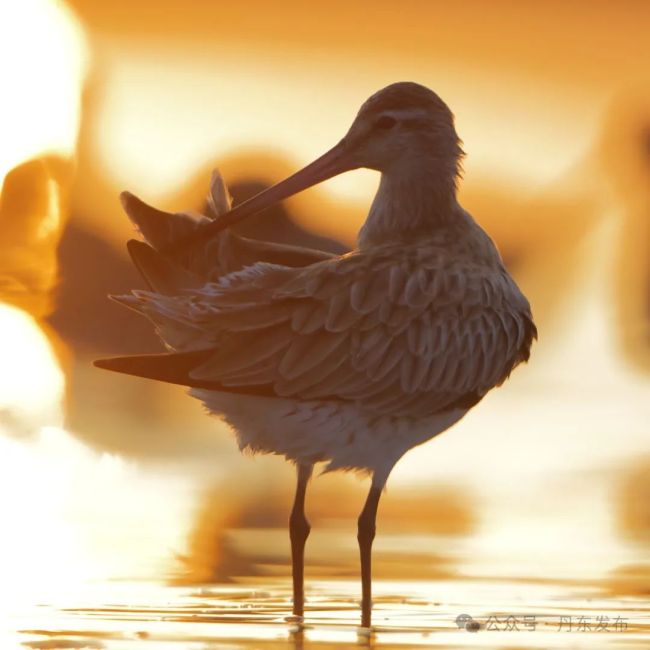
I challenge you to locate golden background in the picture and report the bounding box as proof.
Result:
[0,0,648,625]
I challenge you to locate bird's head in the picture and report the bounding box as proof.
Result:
[169,82,462,253]
[342,82,462,175]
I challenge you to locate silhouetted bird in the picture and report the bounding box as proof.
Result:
[96,82,536,630]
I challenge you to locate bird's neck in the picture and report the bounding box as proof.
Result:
[358,164,460,248]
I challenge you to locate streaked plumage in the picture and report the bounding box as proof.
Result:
[96,82,536,628]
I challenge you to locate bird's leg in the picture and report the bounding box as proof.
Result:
[289,463,313,618]
[358,477,384,629]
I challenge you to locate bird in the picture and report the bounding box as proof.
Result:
[95,81,537,630]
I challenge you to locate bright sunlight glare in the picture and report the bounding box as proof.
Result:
[0,0,86,184]
[0,303,64,432]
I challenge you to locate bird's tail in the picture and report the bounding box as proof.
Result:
[120,170,234,285]
[120,170,231,252]
[94,349,214,388]
[94,349,274,399]
[125,239,203,294]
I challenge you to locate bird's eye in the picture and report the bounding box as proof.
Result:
[374,115,397,130]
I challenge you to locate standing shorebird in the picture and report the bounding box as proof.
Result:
[96,82,536,629]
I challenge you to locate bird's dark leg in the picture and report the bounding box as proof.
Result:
[289,463,313,618]
[358,479,383,629]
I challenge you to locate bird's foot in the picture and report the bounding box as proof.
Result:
[285,614,305,633]
[356,624,376,644]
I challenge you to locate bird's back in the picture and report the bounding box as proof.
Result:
[108,208,535,421]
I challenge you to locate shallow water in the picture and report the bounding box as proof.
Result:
[10,576,650,650]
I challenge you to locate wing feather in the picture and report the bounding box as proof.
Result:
[373,336,407,381]
[191,323,292,378]
[275,343,349,394]
[350,268,389,313]
[119,243,535,417]
[404,269,431,308]
[326,290,361,331]
[292,301,329,333]
[388,264,408,302]
[279,331,347,380]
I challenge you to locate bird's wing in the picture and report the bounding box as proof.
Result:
[116,245,535,417]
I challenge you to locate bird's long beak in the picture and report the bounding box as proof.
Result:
[166,139,355,254]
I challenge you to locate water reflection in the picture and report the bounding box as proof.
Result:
[13,575,650,649]
[179,475,477,584]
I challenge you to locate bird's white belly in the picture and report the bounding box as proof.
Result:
[191,389,467,477]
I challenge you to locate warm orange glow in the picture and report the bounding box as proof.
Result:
[0,304,64,429]
[0,0,86,427]
[61,0,650,584]
[0,0,86,185]
[82,46,600,248]
[1,1,649,645]
[0,0,88,617]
